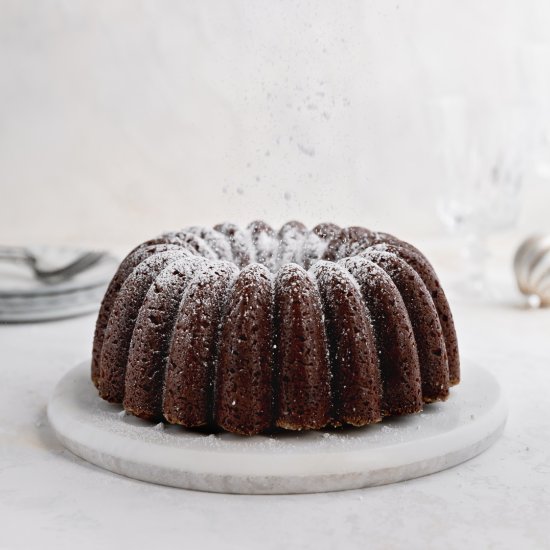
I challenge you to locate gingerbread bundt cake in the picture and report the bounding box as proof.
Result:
[92,221,459,435]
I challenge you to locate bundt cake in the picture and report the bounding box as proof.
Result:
[92,221,460,435]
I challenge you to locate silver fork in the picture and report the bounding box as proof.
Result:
[0,246,107,284]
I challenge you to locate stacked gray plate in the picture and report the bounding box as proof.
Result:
[0,246,119,322]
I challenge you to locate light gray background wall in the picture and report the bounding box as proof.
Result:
[1,0,549,249]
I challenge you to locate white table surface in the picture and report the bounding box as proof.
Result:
[1,266,549,549]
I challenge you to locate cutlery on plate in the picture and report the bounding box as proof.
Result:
[0,246,107,284]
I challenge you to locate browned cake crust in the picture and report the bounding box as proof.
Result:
[362,249,450,402]
[312,261,382,426]
[367,243,460,385]
[312,222,341,241]
[163,262,238,428]
[322,226,371,262]
[340,256,423,416]
[123,256,203,420]
[98,249,194,402]
[91,239,188,386]
[91,222,460,435]
[274,264,331,430]
[215,264,275,435]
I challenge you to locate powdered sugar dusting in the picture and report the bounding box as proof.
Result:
[94,222,448,435]
[274,222,308,270]
[214,222,257,267]
[161,231,219,261]
[184,226,234,262]
[253,231,279,271]
[301,231,329,270]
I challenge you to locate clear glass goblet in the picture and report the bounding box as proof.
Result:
[436,96,531,300]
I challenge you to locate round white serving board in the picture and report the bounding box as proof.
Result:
[48,361,507,495]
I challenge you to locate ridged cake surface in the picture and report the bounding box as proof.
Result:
[92,221,460,435]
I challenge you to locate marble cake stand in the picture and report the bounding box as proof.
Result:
[48,360,507,494]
